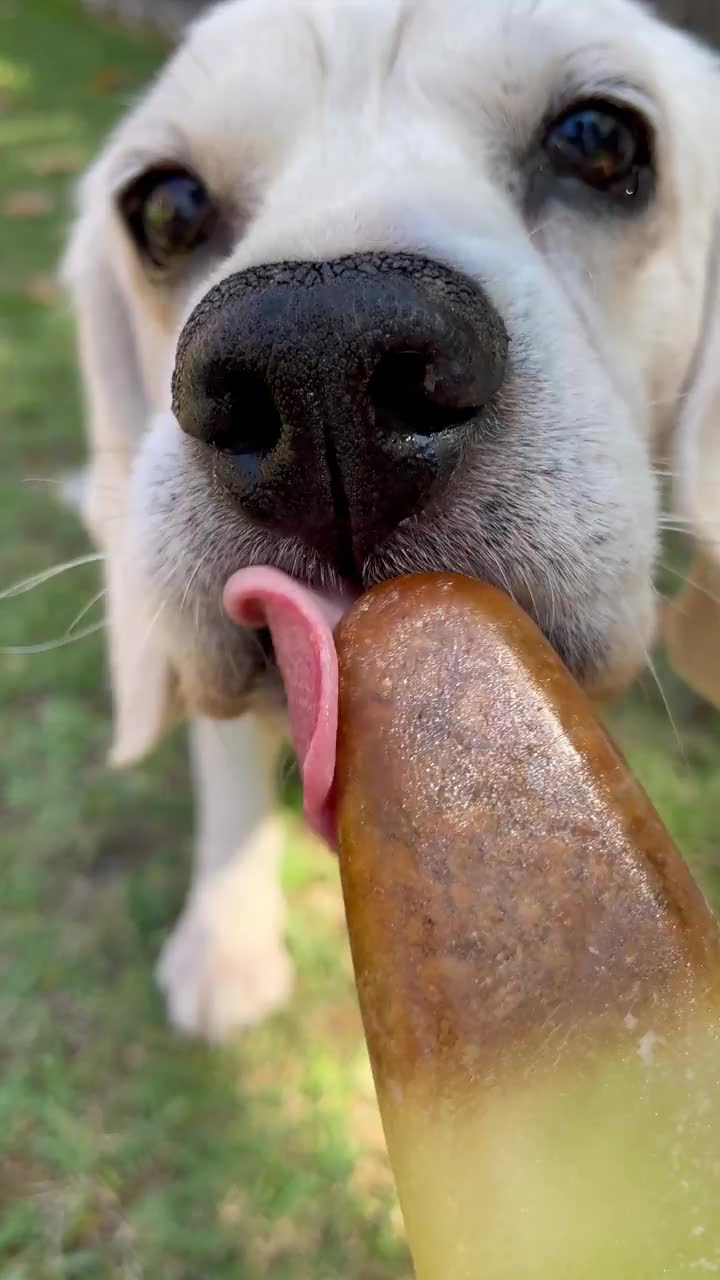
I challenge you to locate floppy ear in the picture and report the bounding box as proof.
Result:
[63,182,181,765]
[662,224,720,709]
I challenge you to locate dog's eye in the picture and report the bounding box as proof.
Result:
[119,167,216,273]
[543,101,652,198]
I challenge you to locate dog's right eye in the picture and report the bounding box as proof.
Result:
[119,167,216,274]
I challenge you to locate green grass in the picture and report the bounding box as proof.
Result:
[0,1,718,1276]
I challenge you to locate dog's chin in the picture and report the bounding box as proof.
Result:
[177,667,285,723]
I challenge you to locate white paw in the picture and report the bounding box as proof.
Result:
[156,876,293,1042]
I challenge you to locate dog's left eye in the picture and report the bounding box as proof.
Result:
[543,101,652,198]
[119,167,216,273]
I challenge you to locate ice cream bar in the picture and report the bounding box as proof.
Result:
[335,573,720,1279]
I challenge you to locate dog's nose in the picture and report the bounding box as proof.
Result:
[173,252,508,569]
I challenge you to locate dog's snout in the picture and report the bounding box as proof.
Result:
[172,252,508,568]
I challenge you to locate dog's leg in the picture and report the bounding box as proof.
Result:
[156,713,292,1041]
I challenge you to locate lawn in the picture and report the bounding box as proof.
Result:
[0,1,718,1277]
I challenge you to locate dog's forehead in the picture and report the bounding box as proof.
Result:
[187,0,652,57]
[160,0,664,142]
[102,0,714,240]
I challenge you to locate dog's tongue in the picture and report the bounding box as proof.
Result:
[224,567,351,845]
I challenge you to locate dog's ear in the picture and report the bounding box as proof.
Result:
[63,177,181,765]
[663,229,720,709]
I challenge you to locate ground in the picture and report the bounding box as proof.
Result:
[0,2,718,1276]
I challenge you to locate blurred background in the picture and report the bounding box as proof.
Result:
[1,1,719,1277]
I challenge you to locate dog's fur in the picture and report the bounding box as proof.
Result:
[64,0,720,1039]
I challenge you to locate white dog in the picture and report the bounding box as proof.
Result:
[64,0,720,1041]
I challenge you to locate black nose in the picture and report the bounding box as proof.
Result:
[172,252,508,571]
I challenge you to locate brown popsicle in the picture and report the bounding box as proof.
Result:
[335,574,720,1280]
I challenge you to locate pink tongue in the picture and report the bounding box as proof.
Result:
[223,567,351,845]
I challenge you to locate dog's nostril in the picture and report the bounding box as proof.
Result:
[369,350,480,439]
[204,367,283,458]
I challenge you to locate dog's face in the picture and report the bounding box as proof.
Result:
[65,0,720,761]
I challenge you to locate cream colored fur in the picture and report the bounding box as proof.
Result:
[64,0,720,1040]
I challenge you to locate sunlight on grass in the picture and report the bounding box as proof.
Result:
[0,55,33,92]
[0,1,718,1278]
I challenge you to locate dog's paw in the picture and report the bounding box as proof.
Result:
[156,881,292,1042]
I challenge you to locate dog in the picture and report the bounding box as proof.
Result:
[63,0,720,1041]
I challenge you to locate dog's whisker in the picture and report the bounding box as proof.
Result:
[180,548,213,612]
[646,390,691,409]
[542,565,560,639]
[0,553,105,602]
[644,643,687,765]
[658,560,720,607]
[659,527,720,550]
[513,552,540,621]
[0,622,105,656]
[660,505,720,521]
[528,218,563,242]
[653,465,720,486]
[138,599,169,657]
[65,588,108,637]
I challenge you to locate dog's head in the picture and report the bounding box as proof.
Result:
[64,0,720,780]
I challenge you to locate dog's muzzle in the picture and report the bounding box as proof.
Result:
[172,252,508,572]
